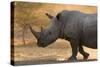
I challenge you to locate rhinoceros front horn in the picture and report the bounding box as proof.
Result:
[29,25,40,39]
[45,13,53,19]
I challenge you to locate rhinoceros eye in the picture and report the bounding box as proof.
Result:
[48,32,52,35]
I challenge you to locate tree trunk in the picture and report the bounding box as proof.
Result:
[22,26,26,45]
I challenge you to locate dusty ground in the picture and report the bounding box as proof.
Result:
[12,39,97,65]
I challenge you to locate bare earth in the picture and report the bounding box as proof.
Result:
[12,39,97,65]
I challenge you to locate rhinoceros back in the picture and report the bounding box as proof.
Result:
[59,10,97,49]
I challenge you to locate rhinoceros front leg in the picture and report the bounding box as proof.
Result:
[79,45,89,60]
[68,39,79,61]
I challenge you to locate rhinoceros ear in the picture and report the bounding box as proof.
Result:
[45,13,53,19]
[56,13,61,21]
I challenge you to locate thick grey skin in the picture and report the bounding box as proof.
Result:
[29,10,97,61]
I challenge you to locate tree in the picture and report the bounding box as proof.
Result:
[13,2,43,45]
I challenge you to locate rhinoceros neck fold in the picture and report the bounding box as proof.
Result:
[59,21,66,39]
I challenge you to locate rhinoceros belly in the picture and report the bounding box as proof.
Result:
[82,37,97,49]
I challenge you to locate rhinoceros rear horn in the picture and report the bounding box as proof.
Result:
[45,13,53,19]
[29,25,40,39]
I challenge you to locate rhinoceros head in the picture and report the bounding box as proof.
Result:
[29,13,60,47]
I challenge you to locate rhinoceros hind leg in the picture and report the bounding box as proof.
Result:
[79,45,89,60]
[83,52,89,60]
